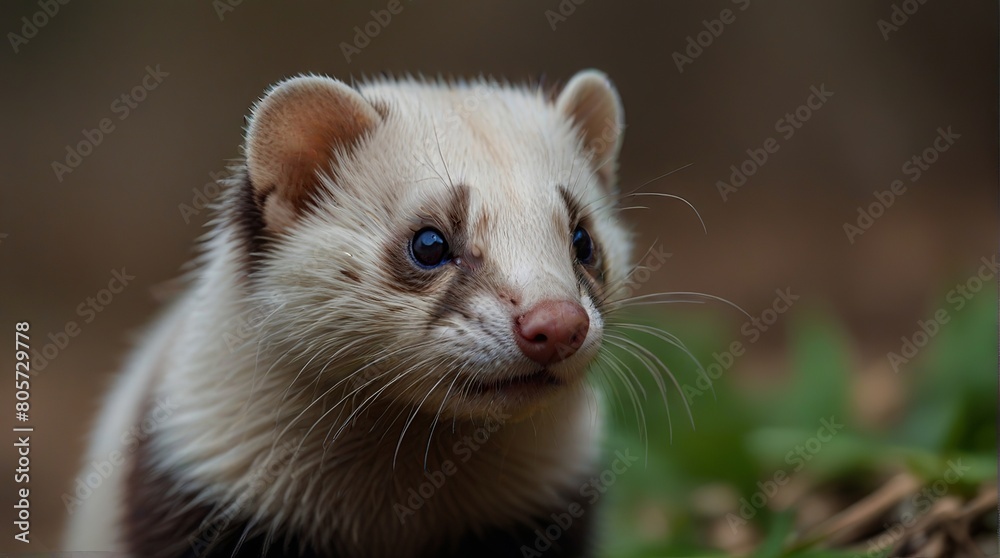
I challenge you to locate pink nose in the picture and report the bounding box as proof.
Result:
[514,300,590,365]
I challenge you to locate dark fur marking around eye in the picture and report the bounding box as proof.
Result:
[382,184,471,295]
[575,254,607,313]
[426,271,481,327]
[558,185,583,228]
[382,234,442,294]
[558,186,609,310]
[444,183,471,233]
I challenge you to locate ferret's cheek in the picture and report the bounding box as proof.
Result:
[466,294,504,320]
[574,300,603,351]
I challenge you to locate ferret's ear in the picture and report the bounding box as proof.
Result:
[245,75,382,232]
[556,69,625,188]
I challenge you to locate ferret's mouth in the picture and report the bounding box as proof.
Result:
[464,368,561,396]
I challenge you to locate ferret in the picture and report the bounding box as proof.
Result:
[63,69,633,558]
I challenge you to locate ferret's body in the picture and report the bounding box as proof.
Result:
[64,71,631,557]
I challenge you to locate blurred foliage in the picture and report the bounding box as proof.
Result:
[594,285,997,558]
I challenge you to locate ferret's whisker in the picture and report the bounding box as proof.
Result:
[596,238,664,305]
[431,120,455,188]
[610,291,751,318]
[622,191,706,234]
[609,320,716,409]
[423,364,463,470]
[279,336,370,411]
[595,352,649,463]
[607,332,695,433]
[603,335,676,441]
[393,371,452,469]
[320,351,439,450]
[272,341,427,455]
[576,162,695,226]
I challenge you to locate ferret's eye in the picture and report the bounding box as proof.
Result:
[572,226,594,264]
[411,227,450,268]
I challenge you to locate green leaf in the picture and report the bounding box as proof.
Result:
[765,309,851,427]
[893,285,997,454]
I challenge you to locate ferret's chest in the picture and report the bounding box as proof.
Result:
[127,394,600,558]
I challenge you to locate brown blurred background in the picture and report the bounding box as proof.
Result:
[1,1,996,551]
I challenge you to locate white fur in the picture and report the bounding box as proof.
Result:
[64,73,632,556]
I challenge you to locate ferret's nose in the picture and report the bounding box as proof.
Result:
[514,300,590,365]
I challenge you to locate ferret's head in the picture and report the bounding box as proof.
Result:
[236,71,631,421]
